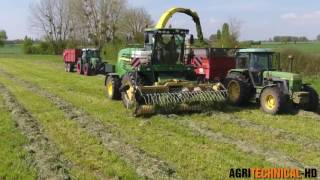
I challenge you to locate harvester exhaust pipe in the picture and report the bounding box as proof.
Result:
[288,55,294,72]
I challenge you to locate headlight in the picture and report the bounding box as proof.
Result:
[182,87,189,92]
[193,87,202,92]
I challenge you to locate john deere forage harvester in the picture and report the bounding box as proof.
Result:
[104,28,227,116]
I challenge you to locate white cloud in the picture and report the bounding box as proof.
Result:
[281,11,320,24]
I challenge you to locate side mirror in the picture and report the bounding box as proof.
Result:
[189,34,194,45]
[144,33,149,44]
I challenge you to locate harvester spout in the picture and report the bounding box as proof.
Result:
[155,7,204,43]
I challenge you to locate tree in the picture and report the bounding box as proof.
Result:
[221,23,233,47]
[228,18,242,43]
[78,0,127,48]
[317,34,320,41]
[30,0,72,54]
[120,7,153,43]
[0,30,7,47]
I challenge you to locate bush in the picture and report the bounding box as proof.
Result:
[102,40,127,64]
[279,49,320,76]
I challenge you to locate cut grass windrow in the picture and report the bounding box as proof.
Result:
[298,109,320,121]
[210,110,320,151]
[0,83,71,180]
[176,118,314,170]
[0,69,178,179]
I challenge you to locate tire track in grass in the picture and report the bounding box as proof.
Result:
[175,118,320,172]
[0,69,178,179]
[208,111,320,151]
[0,83,71,180]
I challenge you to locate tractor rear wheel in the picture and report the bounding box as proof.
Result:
[105,76,121,100]
[260,87,285,115]
[226,79,250,105]
[302,85,319,111]
[83,63,91,76]
[77,61,83,74]
[121,73,137,109]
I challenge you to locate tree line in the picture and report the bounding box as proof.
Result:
[25,0,152,54]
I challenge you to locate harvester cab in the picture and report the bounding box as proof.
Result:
[225,48,319,114]
[105,28,228,116]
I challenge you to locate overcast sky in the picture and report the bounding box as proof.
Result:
[1,0,320,40]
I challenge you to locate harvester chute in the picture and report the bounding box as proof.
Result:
[155,7,204,43]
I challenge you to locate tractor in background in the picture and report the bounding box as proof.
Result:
[104,28,227,116]
[225,48,319,114]
[63,48,111,75]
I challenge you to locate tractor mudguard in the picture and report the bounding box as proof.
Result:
[257,84,277,99]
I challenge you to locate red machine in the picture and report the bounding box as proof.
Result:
[189,48,236,82]
[63,49,82,72]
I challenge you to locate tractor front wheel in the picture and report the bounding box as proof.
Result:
[260,87,285,115]
[105,76,121,100]
[83,63,91,76]
[121,74,137,109]
[226,79,250,105]
[302,85,319,111]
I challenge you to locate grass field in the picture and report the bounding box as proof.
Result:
[0,52,319,179]
[255,42,320,54]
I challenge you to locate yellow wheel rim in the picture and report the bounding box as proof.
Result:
[126,85,134,101]
[228,82,240,101]
[107,82,113,97]
[265,95,276,110]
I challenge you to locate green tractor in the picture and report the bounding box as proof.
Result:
[225,48,319,114]
[104,28,227,116]
[77,48,106,75]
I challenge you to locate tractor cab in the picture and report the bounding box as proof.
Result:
[144,28,189,65]
[82,48,101,62]
[235,49,279,86]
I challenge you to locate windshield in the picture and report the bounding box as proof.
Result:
[250,53,273,71]
[88,50,100,58]
[154,33,185,65]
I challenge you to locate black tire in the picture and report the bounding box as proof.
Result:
[105,76,121,100]
[260,87,286,115]
[121,73,137,109]
[68,63,74,72]
[83,63,91,76]
[225,78,251,105]
[302,85,319,111]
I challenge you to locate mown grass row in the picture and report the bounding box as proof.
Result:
[0,75,139,179]
[0,56,280,178]
[0,95,36,180]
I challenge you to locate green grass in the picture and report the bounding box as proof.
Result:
[255,42,320,54]
[0,95,37,180]
[0,52,320,178]
[0,75,139,179]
